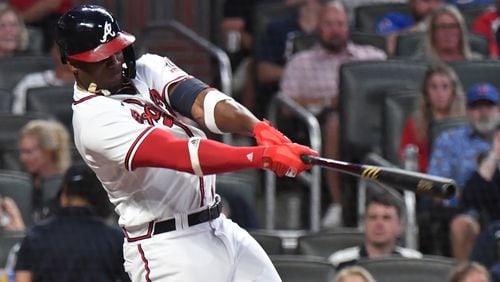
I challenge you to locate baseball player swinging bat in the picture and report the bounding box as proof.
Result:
[301,155,457,199]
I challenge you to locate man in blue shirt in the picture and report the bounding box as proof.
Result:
[15,164,129,282]
[427,82,499,260]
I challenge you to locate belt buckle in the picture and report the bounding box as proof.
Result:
[208,195,221,220]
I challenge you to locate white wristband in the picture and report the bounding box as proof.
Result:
[188,137,203,176]
[204,90,233,134]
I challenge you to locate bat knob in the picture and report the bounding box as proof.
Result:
[301,154,314,164]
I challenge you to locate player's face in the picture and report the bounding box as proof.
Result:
[71,51,125,93]
[432,13,462,53]
[0,10,21,55]
[364,203,401,248]
[318,5,349,53]
[426,73,454,114]
[18,136,53,175]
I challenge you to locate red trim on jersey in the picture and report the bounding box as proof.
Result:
[137,244,152,282]
[125,126,155,171]
[73,94,99,105]
[131,128,265,173]
[122,222,154,242]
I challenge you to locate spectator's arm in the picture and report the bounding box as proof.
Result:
[19,0,63,23]
[14,271,32,282]
[2,197,25,232]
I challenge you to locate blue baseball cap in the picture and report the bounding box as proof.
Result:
[467,83,500,106]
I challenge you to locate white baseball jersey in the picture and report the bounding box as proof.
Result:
[72,53,217,229]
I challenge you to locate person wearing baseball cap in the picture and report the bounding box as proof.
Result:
[428,82,499,261]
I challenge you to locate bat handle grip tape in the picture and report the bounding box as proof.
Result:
[301,154,314,164]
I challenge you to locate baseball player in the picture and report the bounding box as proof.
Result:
[55,5,317,282]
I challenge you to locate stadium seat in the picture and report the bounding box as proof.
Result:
[297,229,365,258]
[338,60,427,162]
[271,255,336,282]
[0,113,51,150]
[0,231,25,268]
[0,88,11,113]
[357,256,457,282]
[0,56,54,91]
[382,90,419,165]
[249,231,284,255]
[0,170,33,227]
[354,3,410,32]
[25,86,74,135]
[395,32,489,58]
[450,60,500,91]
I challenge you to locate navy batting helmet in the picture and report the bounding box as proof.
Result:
[56,5,136,78]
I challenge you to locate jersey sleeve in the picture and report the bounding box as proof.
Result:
[135,54,190,104]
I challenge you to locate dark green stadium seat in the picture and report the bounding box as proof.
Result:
[450,60,500,92]
[395,32,489,58]
[0,89,11,113]
[357,256,457,282]
[249,231,284,255]
[0,56,54,91]
[0,113,51,150]
[382,90,419,165]
[25,86,74,136]
[0,170,33,227]
[271,255,336,282]
[354,3,410,32]
[0,231,25,268]
[297,229,365,258]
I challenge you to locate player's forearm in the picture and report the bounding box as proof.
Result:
[132,128,264,174]
[212,99,259,136]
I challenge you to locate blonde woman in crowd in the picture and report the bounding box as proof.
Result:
[415,4,482,63]
[448,262,491,282]
[18,119,71,221]
[0,2,28,57]
[333,266,376,282]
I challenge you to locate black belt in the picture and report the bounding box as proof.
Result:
[153,200,222,235]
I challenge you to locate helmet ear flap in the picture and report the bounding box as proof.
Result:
[122,45,136,79]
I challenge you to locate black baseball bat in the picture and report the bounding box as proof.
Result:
[301,155,457,199]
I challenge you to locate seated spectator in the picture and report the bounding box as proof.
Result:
[471,220,500,270]
[333,265,376,282]
[255,0,321,115]
[448,262,491,282]
[11,42,74,114]
[9,0,72,53]
[0,3,28,57]
[399,64,466,172]
[427,82,499,259]
[375,0,444,55]
[472,1,500,58]
[0,196,25,232]
[414,4,482,63]
[17,119,71,222]
[328,193,422,270]
[281,0,386,228]
[14,164,130,282]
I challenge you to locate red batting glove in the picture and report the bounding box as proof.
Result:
[253,120,291,146]
[261,143,318,177]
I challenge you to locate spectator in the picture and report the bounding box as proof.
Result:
[399,64,466,172]
[0,3,28,57]
[255,0,321,115]
[414,4,482,63]
[427,82,499,259]
[471,221,500,270]
[14,164,130,282]
[448,262,491,282]
[0,196,25,232]
[328,193,422,270]
[333,265,376,282]
[9,0,72,53]
[472,0,500,58]
[11,42,74,114]
[280,0,386,228]
[17,119,71,222]
[375,0,444,55]
[221,0,258,112]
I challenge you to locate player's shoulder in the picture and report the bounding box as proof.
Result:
[327,246,360,266]
[395,246,423,258]
[135,53,186,80]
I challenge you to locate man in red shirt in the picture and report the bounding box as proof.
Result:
[473,0,500,58]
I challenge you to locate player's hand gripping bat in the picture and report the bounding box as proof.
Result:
[301,155,457,199]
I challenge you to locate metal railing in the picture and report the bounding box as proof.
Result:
[265,94,322,231]
[137,20,233,144]
[360,152,418,249]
